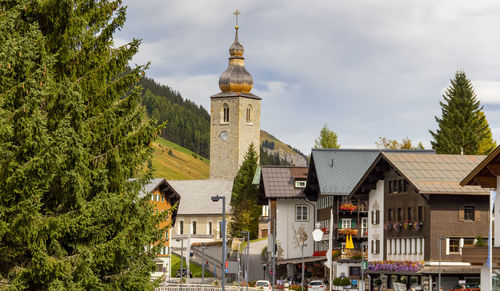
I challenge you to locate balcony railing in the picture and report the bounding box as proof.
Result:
[335,227,368,238]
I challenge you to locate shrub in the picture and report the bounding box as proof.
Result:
[340,278,351,286]
[475,235,486,247]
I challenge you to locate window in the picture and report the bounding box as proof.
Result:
[296,205,309,221]
[341,218,352,229]
[418,206,423,221]
[246,105,252,123]
[402,239,406,254]
[448,238,460,254]
[222,103,229,123]
[399,239,402,254]
[179,221,184,235]
[361,217,368,235]
[192,221,197,235]
[165,231,169,240]
[295,180,306,188]
[161,194,164,202]
[371,210,380,224]
[151,194,154,201]
[463,238,475,248]
[387,239,392,255]
[349,267,361,277]
[407,207,413,221]
[397,208,402,222]
[208,222,213,235]
[389,179,408,193]
[156,194,160,201]
[464,206,475,221]
[388,209,393,221]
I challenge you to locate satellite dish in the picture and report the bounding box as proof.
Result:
[312,228,324,242]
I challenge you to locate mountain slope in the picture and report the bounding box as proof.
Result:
[148,137,209,180]
[260,130,308,166]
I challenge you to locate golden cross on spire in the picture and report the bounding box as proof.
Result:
[233,9,240,29]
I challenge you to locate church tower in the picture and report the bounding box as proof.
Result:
[210,14,261,179]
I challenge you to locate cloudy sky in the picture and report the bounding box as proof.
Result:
[116,0,500,154]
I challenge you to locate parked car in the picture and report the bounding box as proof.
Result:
[255,280,271,290]
[175,268,192,278]
[450,284,480,291]
[308,280,327,291]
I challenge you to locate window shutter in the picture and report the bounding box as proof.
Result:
[475,207,480,222]
[376,240,380,254]
[376,210,380,224]
[371,240,374,254]
[351,221,356,228]
[445,238,450,255]
[371,211,374,224]
[458,206,464,222]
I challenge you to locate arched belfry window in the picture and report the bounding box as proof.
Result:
[246,105,252,123]
[222,103,229,123]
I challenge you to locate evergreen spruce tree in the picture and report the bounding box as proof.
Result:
[0,1,165,289]
[229,144,260,239]
[430,71,496,155]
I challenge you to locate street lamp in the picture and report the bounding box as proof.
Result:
[262,217,277,291]
[312,226,325,289]
[241,231,250,291]
[176,238,184,291]
[211,195,226,291]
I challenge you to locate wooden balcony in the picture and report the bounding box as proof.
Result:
[462,246,500,266]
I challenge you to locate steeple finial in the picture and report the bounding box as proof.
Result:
[233,9,240,29]
[218,10,253,93]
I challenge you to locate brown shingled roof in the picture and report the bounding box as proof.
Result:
[261,166,308,199]
[382,153,488,195]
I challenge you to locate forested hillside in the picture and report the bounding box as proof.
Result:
[140,77,210,158]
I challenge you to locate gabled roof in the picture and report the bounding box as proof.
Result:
[141,178,181,224]
[167,179,233,215]
[259,166,308,200]
[351,153,488,196]
[304,148,434,200]
[461,145,500,188]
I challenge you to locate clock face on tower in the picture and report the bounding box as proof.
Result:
[220,131,228,140]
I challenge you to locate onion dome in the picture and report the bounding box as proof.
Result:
[218,25,253,93]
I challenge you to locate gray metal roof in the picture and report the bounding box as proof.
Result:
[309,149,434,196]
[167,179,233,215]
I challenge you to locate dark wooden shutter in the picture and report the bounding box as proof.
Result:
[371,211,375,224]
[376,240,380,254]
[458,205,464,222]
[371,240,374,254]
[475,206,481,222]
[376,210,380,224]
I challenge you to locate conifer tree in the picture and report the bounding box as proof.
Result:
[0,1,164,289]
[430,71,496,155]
[230,144,260,239]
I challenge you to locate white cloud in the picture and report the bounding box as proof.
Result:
[117,0,500,153]
[473,80,500,104]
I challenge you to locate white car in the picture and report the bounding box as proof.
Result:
[308,280,327,291]
[255,280,272,290]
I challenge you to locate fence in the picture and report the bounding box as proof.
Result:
[156,286,262,291]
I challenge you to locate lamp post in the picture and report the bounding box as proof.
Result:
[176,238,184,291]
[262,217,277,291]
[242,231,250,291]
[312,226,324,289]
[211,195,226,291]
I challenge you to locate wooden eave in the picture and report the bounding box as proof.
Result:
[461,145,500,188]
[348,153,397,199]
[304,156,320,201]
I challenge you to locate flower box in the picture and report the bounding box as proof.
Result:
[338,228,358,236]
[339,203,358,212]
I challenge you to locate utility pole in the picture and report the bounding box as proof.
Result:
[211,195,226,290]
[202,243,206,284]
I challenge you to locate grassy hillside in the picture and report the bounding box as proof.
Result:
[149,137,209,180]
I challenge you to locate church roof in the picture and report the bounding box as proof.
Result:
[167,179,233,215]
